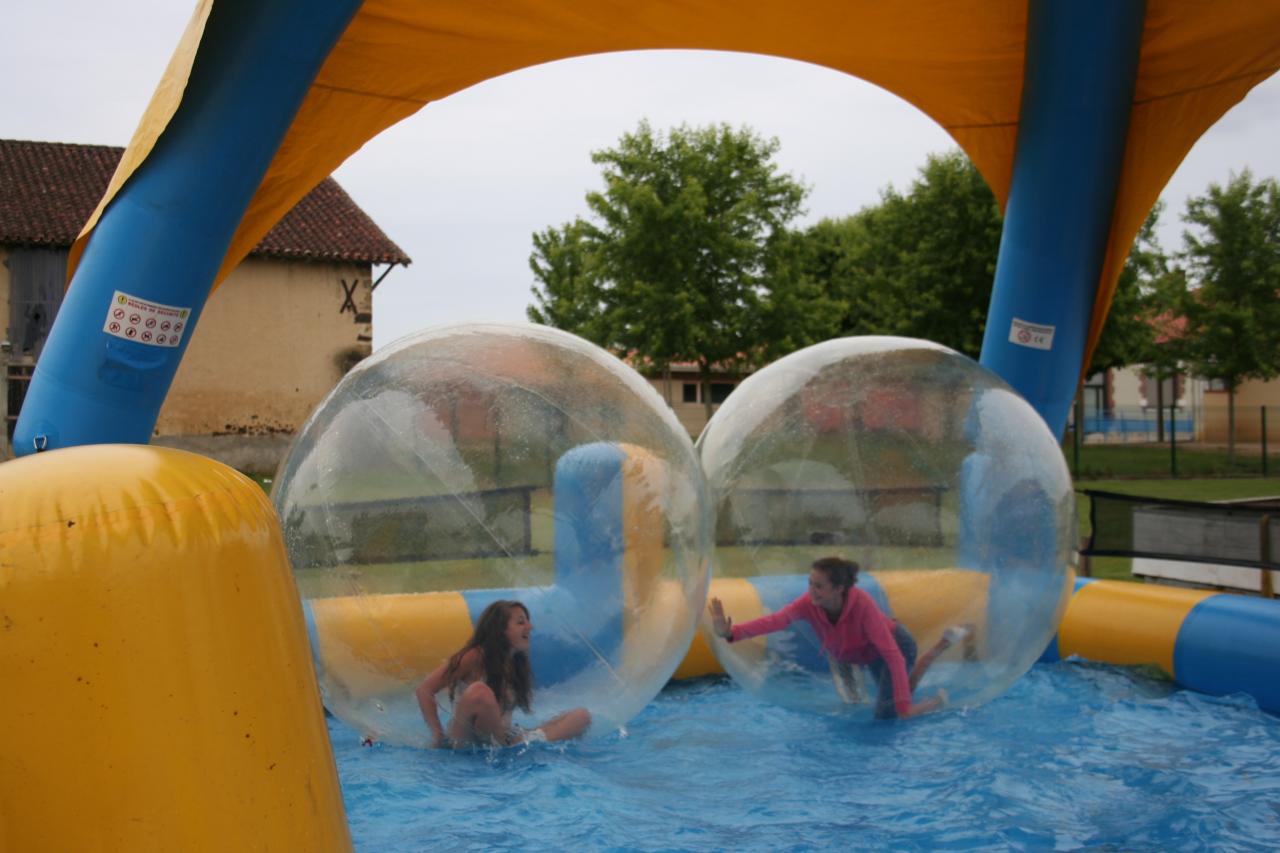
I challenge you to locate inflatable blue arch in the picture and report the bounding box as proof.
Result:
[3,1,1280,850]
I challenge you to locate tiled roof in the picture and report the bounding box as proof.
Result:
[1150,310,1188,345]
[0,139,410,265]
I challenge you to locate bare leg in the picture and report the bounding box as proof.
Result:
[827,657,862,704]
[910,624,975,689]
[535,708,592,742]
[447,682,511,748]
[909,638,951,690]
[904,689,949,718]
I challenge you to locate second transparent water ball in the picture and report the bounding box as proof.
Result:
[698,336,1074,716]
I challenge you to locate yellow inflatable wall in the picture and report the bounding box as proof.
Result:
[0,446,351,852]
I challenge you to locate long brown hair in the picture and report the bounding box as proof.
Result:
[442,600,533,713]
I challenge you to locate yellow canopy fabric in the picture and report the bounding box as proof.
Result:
[73,0,1280,364]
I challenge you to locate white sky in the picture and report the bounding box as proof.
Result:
[6,1,1280,351]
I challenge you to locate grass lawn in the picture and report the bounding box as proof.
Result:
[1064,441,1276,479]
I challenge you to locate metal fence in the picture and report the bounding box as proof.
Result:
[1065,402,1280,478]
[282,485,539,568]
[1073,406,1196,442]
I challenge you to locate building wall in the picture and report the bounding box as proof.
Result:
[668,400,717,437]
[0,248,10,354]
[645,372,738,438]
[1109,364,1196,410]
[1110,366,1144,408]
[2,250,373,468]
[0,249,10,459]
[159,257,372,439]
[1201,378,1280,442]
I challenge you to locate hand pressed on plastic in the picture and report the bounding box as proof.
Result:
[707,598,733,640]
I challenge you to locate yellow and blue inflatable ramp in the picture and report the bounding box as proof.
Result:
[1040,578,1280,713]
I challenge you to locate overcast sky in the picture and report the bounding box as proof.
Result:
[6,2,1280,351]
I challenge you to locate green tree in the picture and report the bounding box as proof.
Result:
[798,151,1004,358]
[1178,170,1280,460]
[1089,204,1177,444]
[1087,202,1167,377]
[1141,266,1194,441]
[527,219,606,340]
[751,228,845,364]
[529,121,830,420]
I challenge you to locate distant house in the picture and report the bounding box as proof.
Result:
[641,357,952,440]
[639,360,748,437]
[1,139,409,469]
[1099,364,1280,443]
[1096,309,1280,443]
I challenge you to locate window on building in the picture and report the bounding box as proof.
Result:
[5,363,34,444]
[1081,371,1107,416]
[710,382,735,404]
[682,383,698,403]
[1142,373,1179,408]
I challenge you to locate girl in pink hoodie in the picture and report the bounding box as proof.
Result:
[708,556,960,718]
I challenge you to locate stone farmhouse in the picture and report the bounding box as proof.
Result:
[1,139,409,470]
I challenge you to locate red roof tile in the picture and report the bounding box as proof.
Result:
[0,139,410,265]
[1150,310,1188,345]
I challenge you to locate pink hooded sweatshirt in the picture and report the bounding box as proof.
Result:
[729,586,912,716]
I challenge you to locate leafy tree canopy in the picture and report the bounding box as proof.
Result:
[1177,170,1280,390]
[529,121,838,415]
[1087,202,1168,376]
[795,151,1003,358]
[527,218,606,340]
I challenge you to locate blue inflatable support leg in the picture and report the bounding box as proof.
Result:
[979,0,1146,436]
[14,0,360,454]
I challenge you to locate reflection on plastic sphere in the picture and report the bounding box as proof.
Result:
[273,323,710,744]
[698,336,1074,716]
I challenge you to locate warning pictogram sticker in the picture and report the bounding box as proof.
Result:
[103,291,191,348]
[1008,317,1055,351]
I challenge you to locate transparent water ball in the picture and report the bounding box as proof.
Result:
[698,336,1074,716]
[273,323,711,744]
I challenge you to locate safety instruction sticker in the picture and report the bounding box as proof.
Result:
[102,290,191,348]
[1009,317,1055,351]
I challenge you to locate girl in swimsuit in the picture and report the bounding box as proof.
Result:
[416,599,592,747]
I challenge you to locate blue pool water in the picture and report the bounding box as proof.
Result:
[333,663,1280,852]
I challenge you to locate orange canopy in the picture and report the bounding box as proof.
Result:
[74,0,1280,363]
